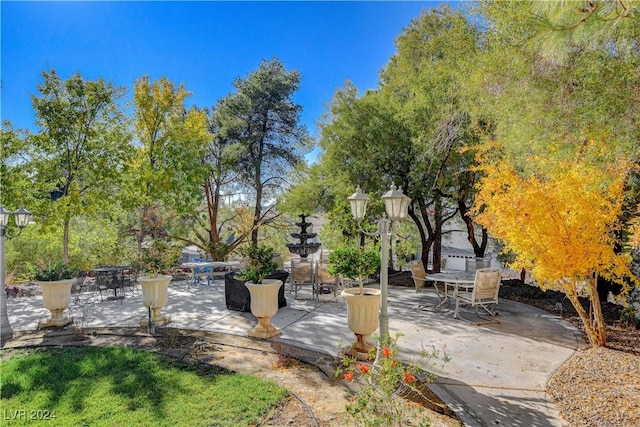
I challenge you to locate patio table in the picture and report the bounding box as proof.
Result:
[425,271,475,315]
[181,261,242,285]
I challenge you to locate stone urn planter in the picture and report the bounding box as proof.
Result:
[37,279,75,328]
[137,275,172,326]
[225,270,289,312]
[341,288,381,359]
[245,279,284,339]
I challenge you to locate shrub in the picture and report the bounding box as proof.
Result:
[30,262,78,281]
[336,333,448,426]
[237,244,279,284]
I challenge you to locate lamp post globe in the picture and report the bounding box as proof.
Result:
[0,206,11,228]
[347,186,369,221]
[13,206,32,228]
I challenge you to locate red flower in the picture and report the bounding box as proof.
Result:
[344,371,354,381]
[404,371,416,383]
[382,346,392,358]
[357,363,369,374]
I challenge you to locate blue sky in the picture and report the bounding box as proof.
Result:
[1,1,454,161]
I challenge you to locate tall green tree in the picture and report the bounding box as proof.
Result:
[130,75,208,255]
[0,122,32,211]
[470,0,640,163]
[26,69,131,263]
[316,8,484,270]
[214,58,311,246]
[171,107,251,261]
[382,7,486,268]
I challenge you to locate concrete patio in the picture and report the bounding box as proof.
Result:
[4,278,584,426]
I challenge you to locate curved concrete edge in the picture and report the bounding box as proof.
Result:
[429,382,484,427]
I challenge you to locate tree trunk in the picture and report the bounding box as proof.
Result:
[204,177,224,261]
[566,278,606,347]
[252,180,262,246]
[63,216,70,264]
[409,201,434,272]
[136,205,150,262]
[458,199,488,258]
[432,194,444,272]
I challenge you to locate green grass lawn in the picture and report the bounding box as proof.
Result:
[0,346,288,426]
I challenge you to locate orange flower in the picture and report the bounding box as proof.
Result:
[404,371,416,383]
[344,371,354,381]
[382,346,392,358]
[357,363,369,374]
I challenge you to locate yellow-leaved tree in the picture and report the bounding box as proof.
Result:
[472,142,637,346]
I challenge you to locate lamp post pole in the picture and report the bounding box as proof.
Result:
[348,185,410,363]
[0,206,32,346]
[377,217,390,361]
[0,225,11,345]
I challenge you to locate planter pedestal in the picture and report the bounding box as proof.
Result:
[37,279,75,328]
[341,288,381,360]
[245,279,284,339]
[137,275,172,326]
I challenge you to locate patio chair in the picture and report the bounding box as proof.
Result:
[319,249,332,262]
[193,257,213,285]
[313,261,339,302]
[410,260,448,310]
[290,258,315,300]
[73,270,90,303]
[454,267,502,324]
[122,267,139,297]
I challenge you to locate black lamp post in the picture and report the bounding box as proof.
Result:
[1,205,32,346]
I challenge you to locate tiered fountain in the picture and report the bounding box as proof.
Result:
[286,214,321,258]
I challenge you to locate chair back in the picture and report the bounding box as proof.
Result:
[409,260,427,291]
[472,268,501,302]
[291,259,314,283]
[315,261,335,284]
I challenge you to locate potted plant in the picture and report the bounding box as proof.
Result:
[224,245,288,312]
[135,239,181,326]
[328,247,381,359]
[31,261,79,328]
[230,244,289,338]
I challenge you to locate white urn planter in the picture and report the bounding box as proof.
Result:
[341,287,381,359]
[245,279,283,339]
[137,275,172,326]
[37,279,75,328]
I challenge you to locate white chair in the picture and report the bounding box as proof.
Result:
[313,261,339,302]
[290,258,315,300]
[454,268,502,324]
[319,249,332,262]
[410,260,449,310]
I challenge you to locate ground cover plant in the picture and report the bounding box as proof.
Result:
[0,346,288,426]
